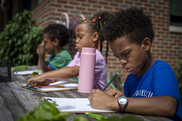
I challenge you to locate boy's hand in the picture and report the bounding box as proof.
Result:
[106,88,124,97]
[37,40,45,55]
[88,89,119,111]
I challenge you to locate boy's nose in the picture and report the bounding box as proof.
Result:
[120,59,127,64]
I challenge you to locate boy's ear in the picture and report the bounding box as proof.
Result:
[141,37,151,51]
[92,32,99,42]
[53,39,59,46]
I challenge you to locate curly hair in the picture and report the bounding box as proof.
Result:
[103,8,154,45]
[43,23,69,47]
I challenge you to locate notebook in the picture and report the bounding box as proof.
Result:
[42,97,114,113]
[14,70,42,75]
[21,80,78,92]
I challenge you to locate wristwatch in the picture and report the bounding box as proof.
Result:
[117,96,128,112]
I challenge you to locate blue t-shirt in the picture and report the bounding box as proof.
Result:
[124,60,182,121]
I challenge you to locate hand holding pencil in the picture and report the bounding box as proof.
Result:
[88,73,124,111]
[103,73,119,91]
[88,89,119,111]
[103,73,124,97]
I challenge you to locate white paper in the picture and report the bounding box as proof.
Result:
[44,97,114,113]
[49,81,69,86]
[14,70,42,75]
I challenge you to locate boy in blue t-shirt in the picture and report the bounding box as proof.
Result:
[88,8,182,121]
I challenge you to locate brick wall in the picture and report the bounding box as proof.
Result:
[32,0,182,85]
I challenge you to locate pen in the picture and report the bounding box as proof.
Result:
[103,73,118,91]
[25,84,37,89]
[85,112,106,119]
[49,85,66,87]
[44,98,59,106]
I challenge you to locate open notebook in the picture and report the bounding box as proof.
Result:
[21,81,78,92]
[42,97,115,113]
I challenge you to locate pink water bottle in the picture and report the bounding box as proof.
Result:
[78,47,96,93]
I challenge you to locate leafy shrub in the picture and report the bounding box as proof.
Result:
[0,10,43,66]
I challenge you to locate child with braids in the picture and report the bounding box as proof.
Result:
[88,8,182,121]
[27,12,112,90]
[37,24,72,72]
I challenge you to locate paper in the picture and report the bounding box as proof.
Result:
[43,97,114,113]
[14,70,42,75]
[49,80,68,86]
[21,81,78,92]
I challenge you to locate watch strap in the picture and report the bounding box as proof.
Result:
[118,100,125,112]
[118,96,128,112]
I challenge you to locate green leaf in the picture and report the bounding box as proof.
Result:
[16,102,70,121]
[74,116,89,121]
[95,115,142,121]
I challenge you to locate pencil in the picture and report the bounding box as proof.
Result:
[85,112,105,119]
[102,73,118,91]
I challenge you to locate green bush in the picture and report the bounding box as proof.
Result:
[0,10,43,66]
[175,60,182,100]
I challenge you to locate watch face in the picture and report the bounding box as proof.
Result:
[118,97,127,105]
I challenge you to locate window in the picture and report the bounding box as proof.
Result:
[170,0,182,33]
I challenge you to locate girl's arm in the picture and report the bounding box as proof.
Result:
[27,65,79,86]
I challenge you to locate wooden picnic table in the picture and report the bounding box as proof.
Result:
[0,66,172,121]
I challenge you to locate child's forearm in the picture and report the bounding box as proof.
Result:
[38,54,48,72]
[125,96,177,117]
[40,66,79,80]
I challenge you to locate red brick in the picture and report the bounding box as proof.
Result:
[104,6,113,10]
[115,7,123,11]
[76,0,86,2]
[87,8,97,12]
[99,1,108,5]
[57,8,68,13]
[114,0,124,2]
[125,1,133,4]
[69,1,80,5]
[76,7,86,10]
[57,0,67,4]
[110,3,118,6]
[63,5,74,9]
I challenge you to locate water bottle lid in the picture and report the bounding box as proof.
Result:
[81,47,96,54]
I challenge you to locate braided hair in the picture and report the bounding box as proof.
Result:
[80,11,113,65]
